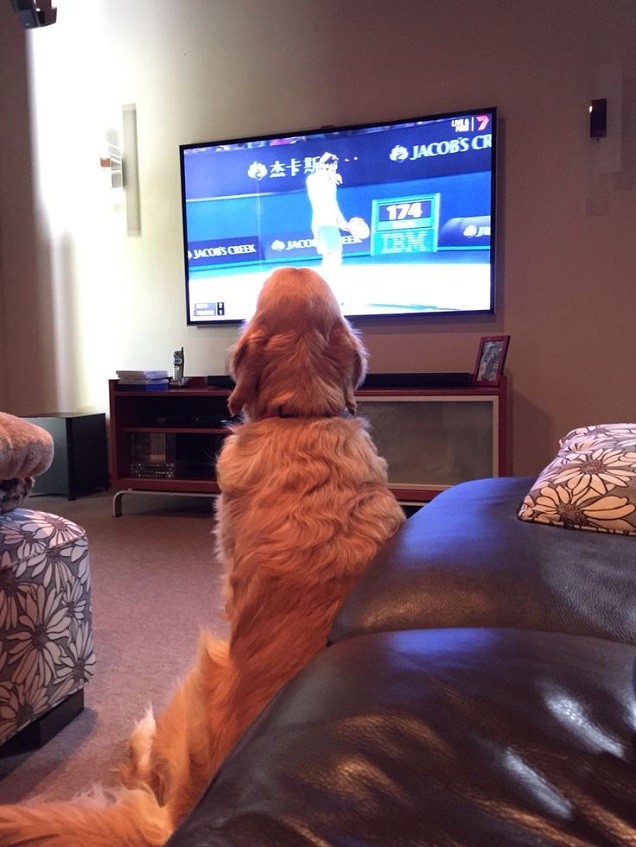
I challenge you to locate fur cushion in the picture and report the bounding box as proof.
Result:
[0,412,53,479]
[0,414,53,512]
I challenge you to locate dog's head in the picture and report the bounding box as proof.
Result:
[227,267,367,419]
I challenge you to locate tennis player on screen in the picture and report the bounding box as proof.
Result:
[306,152,350,271]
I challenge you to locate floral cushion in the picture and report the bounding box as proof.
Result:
[518,424,636,535]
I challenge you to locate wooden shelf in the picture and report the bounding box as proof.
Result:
[113,477,220,492]
[109,379,231,515]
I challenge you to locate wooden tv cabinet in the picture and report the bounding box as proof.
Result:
[108,376,508,515]
[108,378,230,516]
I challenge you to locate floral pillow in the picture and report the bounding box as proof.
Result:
[518,423,636,535]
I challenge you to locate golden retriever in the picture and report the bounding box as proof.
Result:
[0,266,405,846]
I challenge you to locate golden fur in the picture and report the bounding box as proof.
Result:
[0,267,405,846]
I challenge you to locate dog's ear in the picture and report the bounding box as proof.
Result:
[349,327,367,389]
[227,326,266,416]
[329,320,368,414]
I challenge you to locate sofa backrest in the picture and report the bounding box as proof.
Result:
[330,477,636,647]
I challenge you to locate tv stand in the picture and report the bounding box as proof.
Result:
[108,376,508,515]
[356,376,507,503]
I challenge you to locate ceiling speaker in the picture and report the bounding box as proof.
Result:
[11,0,57,28]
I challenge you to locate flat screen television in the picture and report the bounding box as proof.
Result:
[179,106,497,325]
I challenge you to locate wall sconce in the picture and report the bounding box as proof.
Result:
[589,98,607,138]
[99,130,123,189]
[122,104,141,236]
[99,109,140,234]
[591,62,622,174]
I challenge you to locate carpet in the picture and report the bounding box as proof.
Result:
[0,490,227,804]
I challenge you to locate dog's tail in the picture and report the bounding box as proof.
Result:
[0,785,173,847]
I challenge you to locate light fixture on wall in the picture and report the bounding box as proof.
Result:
[11,0,57,28]
[590,62,622,174]
[589,98,607,139]
[98,110,140,234]
[122,104,141,236]
[99,130,123,190]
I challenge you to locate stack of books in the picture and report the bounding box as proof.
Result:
[116,370,170,391]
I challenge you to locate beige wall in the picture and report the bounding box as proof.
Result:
[1,0,635,475]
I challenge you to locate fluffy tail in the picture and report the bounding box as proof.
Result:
[0,786,173,847]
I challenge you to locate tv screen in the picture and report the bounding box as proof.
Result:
[179,106,497,325]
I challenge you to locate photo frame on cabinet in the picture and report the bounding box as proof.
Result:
[473,335,510,386]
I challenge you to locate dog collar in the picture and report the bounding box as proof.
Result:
[261,407,353,419]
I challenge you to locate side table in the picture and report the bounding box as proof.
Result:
[23,413,109,500]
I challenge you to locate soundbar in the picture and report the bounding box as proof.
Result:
[206,375,235,389]
[360,372,473,389]
[208,373,473,390]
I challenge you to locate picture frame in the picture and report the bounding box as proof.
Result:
[473,335,510,386]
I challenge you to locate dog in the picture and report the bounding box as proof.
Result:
[0,266,406,846]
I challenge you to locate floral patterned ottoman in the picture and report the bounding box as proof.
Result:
[0,508,95,749]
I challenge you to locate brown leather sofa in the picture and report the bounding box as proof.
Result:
[167,476,636,846]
